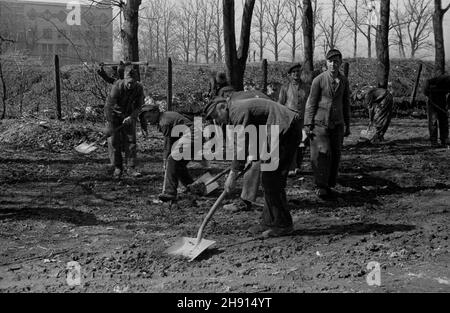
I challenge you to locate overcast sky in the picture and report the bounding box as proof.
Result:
[19,0,450,60]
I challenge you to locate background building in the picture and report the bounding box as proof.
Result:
[0,0,113,65]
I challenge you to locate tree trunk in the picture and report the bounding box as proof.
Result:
[330,0,336,49]
[0,61,6,119]
[433,0,449,75]
[156,23,160,63]
[121,0,141,79]
[354,0,358,58]
[302,0,314,83]
[368,24,372,58]
[223,0,255,91]
[376,0,390,89]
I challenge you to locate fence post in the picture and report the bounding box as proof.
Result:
[54,54,62,120]
[410,63,423,107]
[262,59,268,94]
[167,57,172,111]
[343,62,350,78]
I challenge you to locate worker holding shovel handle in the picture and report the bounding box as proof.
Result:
[104,64,144,178]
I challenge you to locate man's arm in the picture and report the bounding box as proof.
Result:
[104,82,121,121]
[278,84,287,105]
[97,67,116,84]
[304,76,321,127]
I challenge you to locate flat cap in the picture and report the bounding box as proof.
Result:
[288,63,302,73]
[140,104,160,113]
[326,49,342,60]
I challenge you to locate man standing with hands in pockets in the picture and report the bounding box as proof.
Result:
[304,49,351,199]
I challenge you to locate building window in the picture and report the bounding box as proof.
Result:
[42,28,52,40]
[41,43,53,55]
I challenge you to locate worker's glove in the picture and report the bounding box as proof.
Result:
[122,116,133,126]
[344,125,351,137]
[224,170,238,194]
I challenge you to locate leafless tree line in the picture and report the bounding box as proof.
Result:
[130,0,438,64]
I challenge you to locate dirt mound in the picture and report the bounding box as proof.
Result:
[0,119,103,151]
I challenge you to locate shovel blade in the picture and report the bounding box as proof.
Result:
[75,142,97,154]
[165,237,216,262]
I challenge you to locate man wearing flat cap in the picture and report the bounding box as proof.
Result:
[104,64,144,178]
[278,63,311,176]
[304,49,351,199]
[203,96,302,237]
[139,105,205,202]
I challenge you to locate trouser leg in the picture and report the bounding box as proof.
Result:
[164,156,193,196]
[328,125,344,188]
[437,106,449,142]
[310,126,331,189]
[123,120,137,168]
[110,119,124,170]
[241,161,261,203]
[261,122,301,228]
[106,121,115,166]
[428,101,439,143]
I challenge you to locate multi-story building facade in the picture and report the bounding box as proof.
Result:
[0,0,113,65]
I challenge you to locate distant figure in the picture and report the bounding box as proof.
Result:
[359,87,394,143]
[278,63,311,176]
[423,74,450,147]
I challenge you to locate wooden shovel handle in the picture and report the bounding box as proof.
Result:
[194,162,253,243]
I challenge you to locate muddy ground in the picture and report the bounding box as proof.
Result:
[0,118,449,293]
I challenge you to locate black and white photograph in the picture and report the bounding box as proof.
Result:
[0,0,449,298]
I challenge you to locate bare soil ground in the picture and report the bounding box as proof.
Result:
[0,118,449,293]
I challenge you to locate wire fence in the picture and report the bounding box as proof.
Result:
[0,53,440,122]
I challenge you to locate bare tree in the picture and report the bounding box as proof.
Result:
[433,0,450,75]
[266,0,288,61]
[161,0,176,62]
[339,0,362,58]
[301,0,314,83]
[0,35,14,119]
[284,0,302,62]
[317,0,347,52]
[211,0,223,63]
[189,0,201,63]
[340,0,376,58]
[251,0,269,61]
[376,0,390,89]
[178,1,193,63]
[391,1,407,58]
[223,0,256,90]
[403,0,433,58]
[200,0,215,63]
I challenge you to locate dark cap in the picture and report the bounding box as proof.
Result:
[216,72,227,84]
[203,97,227,120]
[140,104,160,113]
[288,63,302,73]
[326,49,342,60]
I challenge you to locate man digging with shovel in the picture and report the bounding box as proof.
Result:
[203,96,302,238]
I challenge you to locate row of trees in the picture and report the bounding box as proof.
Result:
[125,0,443,64]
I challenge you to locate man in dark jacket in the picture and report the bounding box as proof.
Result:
[104,65,144,178]
[423,74,450,147]
[204,97,302,238]
[304,49,351,199]
[139,105,203,202]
